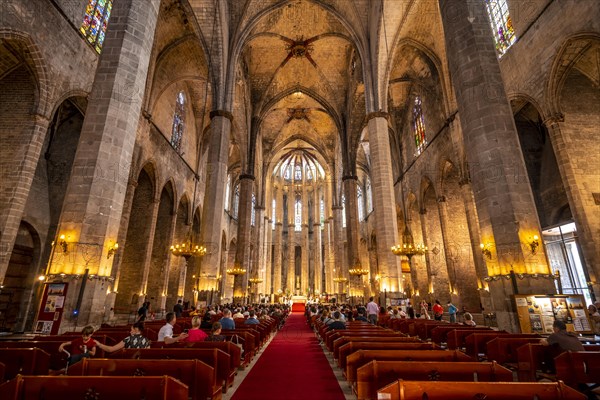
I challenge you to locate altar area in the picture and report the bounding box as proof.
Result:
[291,295,307,312]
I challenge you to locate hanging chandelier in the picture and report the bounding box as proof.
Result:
[226,264,247,276]
[349,260,369,276]
[332,276,348,283]
[248,277,263,284]
[391,224,427,259]
[170,238,206,260]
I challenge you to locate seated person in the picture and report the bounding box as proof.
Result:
[541,320,585,352]
[58,325,96,365]
[244,310,260,324]
[94,322,151,352]
[158,312,188,344]
[205,322,226,342]
[463,312,476,326]
[327,311,347,331]
[184,315,208,342]
[219,309,236,330]
[355,310,368,322]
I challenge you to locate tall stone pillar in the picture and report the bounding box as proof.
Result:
[323,173,335,294]
[439,0,554,329]
[343,176,361,299]
[366,114,401,295]
[46,0,160,329]
[253,205,265,296]
[233,174,254,301]
[312,188,323,294]
[263,212,272,296]
[200,111,232,286]
[272,186,283,294]
[332,205,345,297]
[544,117,600,296]
[301,187,309,294]
[286,188,296,293]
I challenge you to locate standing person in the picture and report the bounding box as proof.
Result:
[137,301,148,322]
[58,325,96,365]
[94,322,151,352]
[158,312,188,344]
[173,299,183,318]
[447,300,458,323]
[432,300,444,321]
[407,302,415,319]
[420,301,430,319]
[366,296,379,325]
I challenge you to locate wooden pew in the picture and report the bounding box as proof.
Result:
[516,343,557,381]
[333,336,420,360]
[430,325,491,345]
[376,380,585,400]
[0,362,4,383]
[346,349,473,386]
[555,351,600,393]
[417,322,462,341]
[0,348,50,379]
[107,347,234,391]
[0,340,105,369]
[486,337,543,365]
[465,332,540,359]
[0,375,189,400]
[68,358,221,400]
[337,342,439,370]
[357,360,513,400]
[327,331,404,353]
[160,340,242,371]
[447,329,508,350]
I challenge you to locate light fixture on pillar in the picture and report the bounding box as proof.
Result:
[349,260,369,276]
[226,263,247,276]
[480,243,492,259]
[106,242,119,259]
[170,238,206,260]
[248,277,263,284]
[52,234,68,254]
[391,224,427,260]
[528,235,540,255]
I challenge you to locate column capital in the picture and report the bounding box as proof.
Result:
[313,223,321,227]
[239,173,255,181]
[437,196,446,203]
[365,111,390,123]
[342,175,359,181]
[458,176,471,187]
[254,205,265,210]
[542,113,564,127]
[331,205,343,210]
[210,110,233,122]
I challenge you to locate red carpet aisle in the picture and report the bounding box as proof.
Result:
[231,313,346,400]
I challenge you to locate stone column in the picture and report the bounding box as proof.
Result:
[312,188,323,294]
[300,188,309,294]
[544,117,600,296]
[253,205,265,296]
[366,114,401,295]
[46,0,160,328]
[263,213,272,295]
[200,111,232,284]
[232,174,254,301]
[272,186,283,294]
[419,210,436,298]
[439,0,554,329]
[332,205,345,297]
[162,210,179,315]
[343,176,361,300]
[286,188,296,293]
[324,217,334,294]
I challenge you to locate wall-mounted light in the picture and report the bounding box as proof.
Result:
[529,235,539,255]
[53,234,68,253]
[38,275,46,281]
[480,243,492,259]
[107,242,119,259]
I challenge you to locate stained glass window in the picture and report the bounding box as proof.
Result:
[251,193,256,226]
[320,198,325,230]
[294,164,302,181]
[272,198,276,230]
[485,0,516,56]
[170,92,185,153]
[357,186,364,222]
[295,195,302,232]
[233,184,240,219]
[341,195,347,228]
[80,0,113,53]
[413,96,427,156]
[366,178,373,213]
[224,175,231,211]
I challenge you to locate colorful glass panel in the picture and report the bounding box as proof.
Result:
[342,195,347,228]
[357,186,364,222]
[485,0,516,56]
[413,96,427,156]
[295,195,302,232]
[80,0,113,53]
[251,194,256,226]
[170,92,185,153]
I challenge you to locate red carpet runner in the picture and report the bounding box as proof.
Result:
[231,312,346,400]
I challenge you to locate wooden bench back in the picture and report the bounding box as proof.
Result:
[68,358,219,400]
[0,348,50,380]
[0,375,189,400]
[486,337,542,364]
[465,332,539,358]
[346,349,473,385]
[331,335,414,355]
[447,329,507,349]
[376,380,585,400]
[0,341,70,370]
[357,361,513,400]
[555,351,600,387]
[430,326,491,344]
[338,342,439,370]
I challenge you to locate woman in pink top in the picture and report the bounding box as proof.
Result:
[184,316,208,342]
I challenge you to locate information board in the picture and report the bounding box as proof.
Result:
[514,294,592,334]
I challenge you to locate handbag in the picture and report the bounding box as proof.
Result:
[230,334,245,360]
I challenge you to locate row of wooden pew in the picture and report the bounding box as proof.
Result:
[312,316,599,399]
[0,313,285,399]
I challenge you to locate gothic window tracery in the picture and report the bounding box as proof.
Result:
[320,198,325,230]
[272,198,276,230]
[295,194,302,232]
[233,183,240,219]
[170,92,185,153]
[357,186,364,221]
[413,95,427,156]
[225,175,231,211]
[80,0,113,53]
[366,178,373,214]
[251,193,256,226]
[342,194,347,228]
[485,0,516,56]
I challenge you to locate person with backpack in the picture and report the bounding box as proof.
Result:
[432,299,444,321]
[447,300,458,323]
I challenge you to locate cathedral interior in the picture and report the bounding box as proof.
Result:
[0,0,598,334]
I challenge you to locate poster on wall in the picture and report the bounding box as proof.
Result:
[35,282,68,335]
[513,294,592,334]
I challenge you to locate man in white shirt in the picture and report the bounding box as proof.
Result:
[158,312,188,344]
[232,308,244,319]
[366,297,379,325]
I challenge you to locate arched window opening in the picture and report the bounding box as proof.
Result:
[484,0,516,56]
[366,178,373,214]
[80,0,113,53]
[272,198,276,230]
[357,186,364,222]
[170,91,185,153]
[224,175,231,211]
[342,194,347,228]
[413,95,427,156]
[295,195,302,232]
[233,184,240,219]
[320,198,325,230]
[251,193,256,226]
